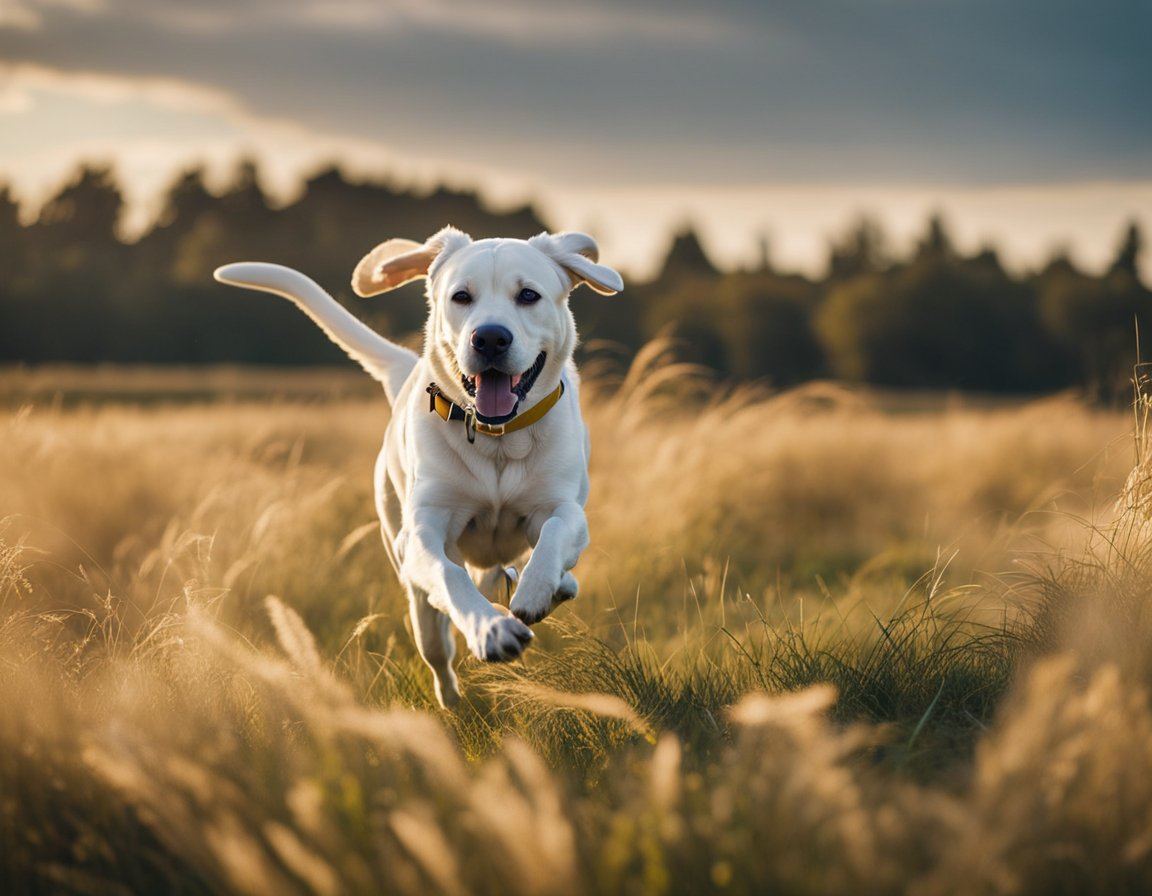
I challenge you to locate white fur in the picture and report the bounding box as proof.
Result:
[214,228,622,707]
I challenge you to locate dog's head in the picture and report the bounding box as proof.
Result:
[352,228,622,425]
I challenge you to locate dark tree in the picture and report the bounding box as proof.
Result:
[1038,221,1152,398]
[818,250,1051,391]
[914,213,955,264]
[1109,220,1143,279]
[828,216,887,280]
[0,161,1146,400]
[656,227,718,283]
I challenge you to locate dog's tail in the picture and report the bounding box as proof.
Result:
[214,262,418,405]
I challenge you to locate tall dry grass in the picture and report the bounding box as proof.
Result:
[3,354,1152,894]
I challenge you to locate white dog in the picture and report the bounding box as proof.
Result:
[215,228,623,706]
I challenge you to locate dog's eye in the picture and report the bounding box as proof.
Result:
[451,290,472,305]
[517,288,541,305]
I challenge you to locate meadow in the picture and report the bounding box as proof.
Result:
[3,348,1152,895]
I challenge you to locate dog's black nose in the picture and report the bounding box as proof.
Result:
[471,325,513,363]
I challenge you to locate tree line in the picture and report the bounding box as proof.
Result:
[1,161,1147,396]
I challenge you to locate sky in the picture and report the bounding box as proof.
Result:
[1,0,1149,279]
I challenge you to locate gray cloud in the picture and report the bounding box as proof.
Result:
[2,0,1148,186]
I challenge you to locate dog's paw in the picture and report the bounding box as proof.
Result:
[509,584,552,626]
[555,571,578,603]
[471,615,534,663]
[510,572,578,626]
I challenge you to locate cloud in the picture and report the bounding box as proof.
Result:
[343,0,738,46]
[0,4,40,30]
[2,0,106,29]
[2,0,1147,188]
[0,0,1147,278]
[7,0,737,45]
[0,62,544,237]
[0,62,248,115]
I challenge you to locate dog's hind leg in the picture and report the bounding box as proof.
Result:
[408,589,459,708]
[469,564,519,605]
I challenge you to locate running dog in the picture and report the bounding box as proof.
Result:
[215,228,622,706]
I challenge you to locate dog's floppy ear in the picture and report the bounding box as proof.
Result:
[529,231,624,296]
[352,227,472,297]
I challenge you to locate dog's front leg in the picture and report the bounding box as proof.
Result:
[510,502,589,625]
[400,508,534,662]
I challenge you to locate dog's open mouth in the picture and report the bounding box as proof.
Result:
[461,352,546,424]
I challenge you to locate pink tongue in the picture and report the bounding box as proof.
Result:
[474,370,518,419]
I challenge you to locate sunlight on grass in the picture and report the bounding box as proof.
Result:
[2,354,1151,893]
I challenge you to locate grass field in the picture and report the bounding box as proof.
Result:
[4,351,1152,894]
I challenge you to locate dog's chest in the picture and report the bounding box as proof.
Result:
[456,507,528,566]
[452,461,535,565]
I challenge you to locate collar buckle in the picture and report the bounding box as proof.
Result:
[473,418,506,437]
[462,408,507,439]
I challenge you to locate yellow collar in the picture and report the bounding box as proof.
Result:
[426,381,565,442]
